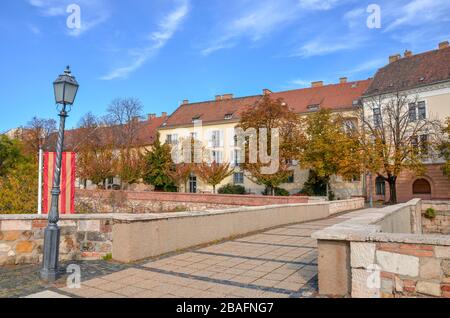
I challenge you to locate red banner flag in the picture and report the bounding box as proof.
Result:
[43,152,76,214]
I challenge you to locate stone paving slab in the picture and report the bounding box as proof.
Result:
[1,214,349,298]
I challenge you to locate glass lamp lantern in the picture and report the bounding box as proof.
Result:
[53,66,79,105]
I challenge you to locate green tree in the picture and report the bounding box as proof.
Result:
[297,109,361,199]
[143,134,175,191]
[0,135,27,177]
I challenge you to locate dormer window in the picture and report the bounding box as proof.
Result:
[192,116,201,123]
[224,113,233,120]
[307,104,320,112]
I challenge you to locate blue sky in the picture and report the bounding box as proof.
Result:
[1,0,449,131]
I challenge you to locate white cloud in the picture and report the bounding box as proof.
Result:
[200,0,347,56]
[28,0,110,37]
[100,0,190,80]
[385,0,450,32]
[291,34,365,58]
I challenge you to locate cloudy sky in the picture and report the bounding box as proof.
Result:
[1,0,449,131]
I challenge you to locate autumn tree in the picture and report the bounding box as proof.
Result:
[116,149,145,189]
[360,92,441,204]
[440,118,450,178]
[297,109,362,199]
[167,163,193,192]
[75,113,116,188]
[195,161,233,194]
[142,134,175,191]
[238,95,303,195]
[21,117,56,157]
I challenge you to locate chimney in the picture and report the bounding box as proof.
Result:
[263,89,272,96]
[404,50,413,57]
[182,99,189,105]
[439,41,449,49]
[311,81,323,88]
[148,114,156,121]
[389,54,401,63]
[222,94,234,100]
[215,95,222,101]
[162,112,167,117]
[339,77,348,84]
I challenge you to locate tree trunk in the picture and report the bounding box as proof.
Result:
[213,185,216,194]
[387,175,397,204]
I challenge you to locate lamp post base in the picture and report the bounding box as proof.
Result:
[40,225,61,282]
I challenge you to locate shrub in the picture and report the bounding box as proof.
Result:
[218,184,247,195]
[424,208,436,219]
[263,187,290,196]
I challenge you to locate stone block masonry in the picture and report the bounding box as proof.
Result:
[0,216,113,266]
[422,201,450,235]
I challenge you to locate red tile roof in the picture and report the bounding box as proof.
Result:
[271,80,372,113]
[163,95,262,127]
[365,46,450,96]
[162,80,372,128]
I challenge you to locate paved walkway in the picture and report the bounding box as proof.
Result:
[52,215,349,298]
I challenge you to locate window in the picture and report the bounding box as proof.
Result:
[166,134,173,145]
[420,134,429,155]
[192,116,201,124]
[411,136,419,149]
[211,130,221,148]
[212,150,223,163]
[286,171,294,184]
[224,113,233,120]
[234,172,244,184]
[418,101,426,120]
[373,108,382,128]
[409,101,427,122]
[190,132,198,140]
[307,104,320,112]
[413,179,431,194]
[232,149,242,166]
[408,103,417,122]
[375,176,386,196]
[166,134,178,145]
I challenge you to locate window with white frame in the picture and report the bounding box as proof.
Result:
[211,150,223,163]
[408,101,427,122]
[233,172,244,184]
[211,130,222,148]
[373,107,382,128]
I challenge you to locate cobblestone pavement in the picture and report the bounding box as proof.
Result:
[2,214,351,298]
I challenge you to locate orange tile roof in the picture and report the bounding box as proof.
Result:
[162,79,372,128]
[271,80,372,113]
[365,46,450,96]
[163,95,262,127]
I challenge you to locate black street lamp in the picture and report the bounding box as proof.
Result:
[40,66,79,281]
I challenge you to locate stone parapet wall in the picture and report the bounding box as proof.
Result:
[0,215,113,266]
[422,201,450,235]
[76,189,309,212]
[313,199,450,298]
[329,198,365,215]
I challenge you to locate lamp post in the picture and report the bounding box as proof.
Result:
[40,66,79,281]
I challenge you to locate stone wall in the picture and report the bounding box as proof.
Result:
[0,216,113,266]
[329,198,365,215]
[75,190,310,214]
[313,199,450,298]
[422,201,450,235]
[351,242,450,298]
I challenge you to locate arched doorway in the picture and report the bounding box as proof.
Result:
[412,179,431,198]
